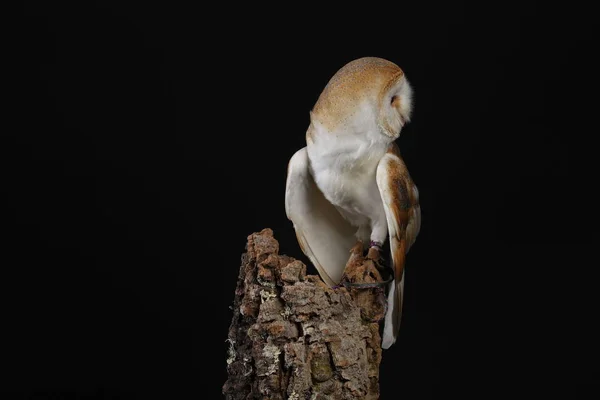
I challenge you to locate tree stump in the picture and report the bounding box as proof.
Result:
[223,228,388,399]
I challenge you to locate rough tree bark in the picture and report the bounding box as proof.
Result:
[223,228,389,399]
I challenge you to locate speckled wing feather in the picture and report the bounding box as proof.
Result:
[285,147,357,286]
[376,143,421,349]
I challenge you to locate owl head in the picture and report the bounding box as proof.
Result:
[310,57,413,141]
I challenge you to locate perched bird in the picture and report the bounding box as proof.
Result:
[285,57,421,349]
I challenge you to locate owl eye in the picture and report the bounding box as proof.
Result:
[390,95,400,107]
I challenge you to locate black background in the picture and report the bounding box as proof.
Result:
[5,1,598,399]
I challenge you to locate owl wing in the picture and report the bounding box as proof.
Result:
[376,143,421,349]
[285,147,357,286]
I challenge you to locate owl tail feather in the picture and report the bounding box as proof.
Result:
[381,275,404,349]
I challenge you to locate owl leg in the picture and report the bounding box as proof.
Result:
[355,225,371,249]
[340,240,393,290]
[366,220,393,279]
[366,241,394,283]
[335,239,391,323]
[367,240,386,267]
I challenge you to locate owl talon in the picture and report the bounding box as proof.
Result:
[367,242,383,261]
[342,280,389,289]
[334,243,394,290]
[366,244,393,280]
[342,266,393,290]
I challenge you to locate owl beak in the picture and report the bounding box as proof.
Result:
[402,109,412,124]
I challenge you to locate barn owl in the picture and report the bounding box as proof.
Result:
[285,57,421,349]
